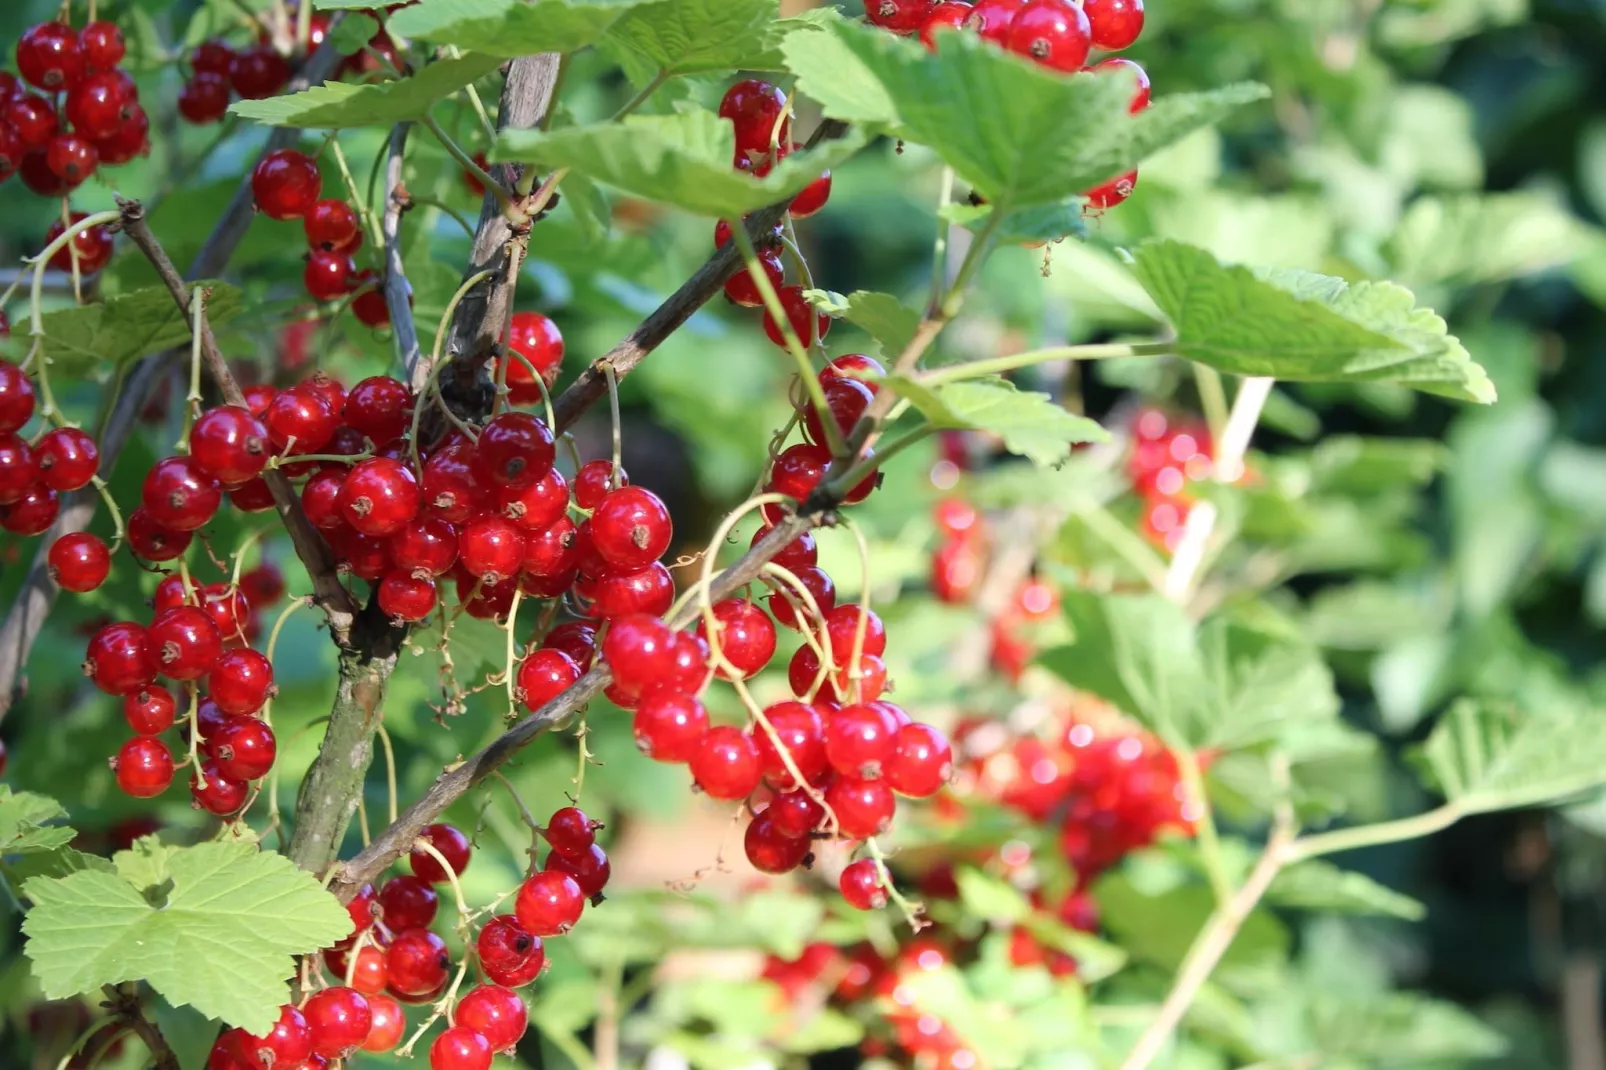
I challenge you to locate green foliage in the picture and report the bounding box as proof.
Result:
[603,0,781,77]
[887,374,1108,466]
[1412,699,1606,816]
[0,786,74,857]
[1128,240,1495,403]
[806,289,921,359]
[494,111,870,217]
[386,0,640,57]
[2,283,243,374]
[1266,860,1427,921]
[22,840,352,1034]
[783,23,1268,208]
[230,53,504,127]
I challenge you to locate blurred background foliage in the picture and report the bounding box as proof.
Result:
[3,0,1606,1067]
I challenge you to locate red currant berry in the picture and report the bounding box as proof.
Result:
[542,621,598,672]
[45,213,114,273]
[386,927,451,998]
[304,249,355,301]
[515,870,585,936]
[351,286,391,328]
[44,132,97,187]
[767,788,825,839]
[124,685,176,735]
[33,426,99,492]
[477,914,545,987]
[697,598,776,680]
[544,842,611,898]
[790,171,832,218]
[47,532,109,592]
[326,941,390,995]
[410,823,472,883]
[430,1026,492,1070]
[475,412,555,488]
[723,248,782,308]
[0,483,58,535]
[768,564,836,631]
[824,776,896,839]
[498,467,568,532]
[112,736,174,797]
[1094,56,1151,112]
[762,285,830,348]
[753,700,828,789]
[150,605,223,681]
[211,715,277,781]
[266,387,339,453]
[599,613,676,699]
[84,622,155,695]
[142,456,221,532]
[252,149,322,220]
[516,648,580,711]
[64,72,129,140]
[458,516,526,583]
[79,21,126,68]
[920,1,973,47]
[1085,169,1137,209]
[788,645,886,704]
[719,79,788,159]
[191,760,248,815]
[590,486,671,572]
[803,377,873,447]
[390,517,458,576]
[18,149,65,196]
[505,312,564,404]
[590,562,674,619]
[839,858,888,909]
[964,0,1026,42]
[690,725,761,800]
[338,457,420,537]
[744,810,812,874]
[633,692,709,762]
[378,874,439,931]
[6,94,58,150]
[1083,0,1143,50]
[0,359,35,434]
[304,987,372,1059]
[824,604,887,663]
[95,103,149,165]
[343,376,412,443]
[0,434,34,504]
[17,23,84,91]
[820,353,885,394]
[421,443,489,523]
[304,199,360,250]
[178,74,231,124]
[190,40,235,76]
[126,507,192,561]
[543,806,600,858]
[867,0,935,32]
[362,993,406,1053]
[825,703,899,779]
[229,45,290,99]
[455,985,528,1053]
[236,1005,312,1070]
[190,405,270,486]
[884,722,953,797]
[1006,0,1092,71]
[378,571,438,621]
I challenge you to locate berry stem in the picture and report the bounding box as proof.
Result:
[823,425,933,502]
[328,135,385,250]
[863,838,926,931]
[1176,746,1231,905]
[916,340,1172,387]
[260,597,312,727]
[758,562,836,671]
[928,166,955,313]
[375,721,398,824]
[180,286,206,449]
[614,70,670,121]
[1193,364,1230,448]
[502,588,524,716]
[423,114,513,213]
[58,198,83,306]
[725,221,848,459]
[87,475,126,550]
[26,209,121,423]
[185,685,206,789]
[295,0,313,52]
[836,515,875,703]
[603,363,623,490]
[490,770,544,867]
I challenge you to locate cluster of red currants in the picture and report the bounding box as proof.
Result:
[249,149,394,327]
[2,18,147,199]
[1126,406,1214,552]
[0,357,99,539]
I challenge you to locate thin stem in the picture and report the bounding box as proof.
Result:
[864,838,926,931]
[86,476,126,549]
[1194,365,1229,447]
[1284,802,1463,863]
[603,364,623,487]
[1177,748,1230,905]
[1073,498,1171,593]
[181,287,206,447]
[928,167,955,312]
[27,209,121,422]
[823,425,932,500]
[375,722,398,824]
[836,515,875,701]
[329,136,384,249]
[409,195,476,240]
[258,597,310,727]
[422,114,512,212]
[614,70,668,120]
[917,341,1169,387]
[502,589,524,716]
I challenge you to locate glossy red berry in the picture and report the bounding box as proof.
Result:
[211,716,277,781]
[150,605,223,681]
[190,40,235,76]
[964,0,1026,41]
[719,79,788,158]
[599,613,676,700]
[573,460,623,511]
[421,443,489,523]
[505,312,565,404]
[112,736,174,798]
[920,1,973,46]
[697,598,776,680]
[338,457,420,537]
[189,760,248,815]
[790,171,832,218]
[867,0,935,32]
[45,213,114,273]
[6,93,57,151]
[0,360,35,434]
[458,516,526,583]
[343,376,412,443]
[762,285,830,348]
[387,927,451,998]
[789,646,887,705]
[633,692,709,762]
[124,686,176,735]
[378,571,437,621]
[884,722,953,797]
[126,507,192,561]
[252,149,322,221]
[475,412,555,488]
[1006,0,1093,72]
[590,562,675,619]
[378,874,439,931]
[266,388,339,454]
[803,376,874,447]
[744,811,812,874]
[142,456,221,532]
[724,247,783,308]
[0,483,58,535]
[543,621,598,672]
[826,703,900,779]
[31,427,97,493]
[455,986,527,1053]
[79,21,126,67]
[545,842,611,898]
[235,1005,312,1070]
[304,198,360,250]
[767,788,825,839]
[84,622,155,695]
[516,648,580,711]
[178,73,231,124]
[1085,169,1138,209]
[543,806,600,858]
[825,777,896,839]
[1083,0,1143,49]
[430,1026,492,1070]
[839,858,888,909]
[389,517,458,577]
[189,406,270,486]
[45,133,97,187]
[515,871,585,936]
[362,994,406,1053]
[824,604,887,663]
[768,564,836,631]
[64,72,128,141]
[17,23,83,91]
[410,823,472,883]
[477,914,545,987]
[499,468,568,532]
[95,102,149,165]
[325,941,390,995]
[0,434,34,505]
[47,531,109,592]
[304,249,355,301]
[590,486,672,572]
[753,700,828,789]
[690,725,761,800]
[229,45,290,99]
[304,987,372,1059]
[1094,56,1151,112]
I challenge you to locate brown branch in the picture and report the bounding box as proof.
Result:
[380,122,423,376]
[117,197,362,647]
[0,26,354,721]
[103,984,180,1070]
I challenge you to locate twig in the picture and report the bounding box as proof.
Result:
[103,984,180,1070]
[380,122,423,377]
[116,197,361,647]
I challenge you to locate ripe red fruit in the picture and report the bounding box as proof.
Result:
[824,604,887,662]
[267,387,340,454]
[0,434,34,504]
[499,468,568,532]
[79,20,126,67]
[32,427,98,492]
[190,760,249,816]
[761,285,831,348]
[866,0,935,33]
[458,516,526,583]
[6,94,58,151]
[112,736,174,798]
[386,927,451,997]
[1006,0,1093,72]
[0,359,36,433]
[84,622,155,695]
[697,599,776,680]
[124,686,177,735]
[17,23,83,91]
[1085,169,1138,209]
[839,859,888,909]
[378,571,438,621]
[325,941,389,995]
[178,73,230,123]
[544,842,611,898]
[1094,56,1152,112]
[45,133,97,187]
[516,648,581,711]
[884,722,953,797]
[633,692,709,762]
[790,171,832,218]
[515,871,585,936]
[142,456,221,532]
[45,213,114,273]
[599,613,676,700]
[572,459,622,510]
[0,483,58,535]
[475,412,555,487]
[964,0,1026,42]
[430,1026,493,1070]
[753,701,828,789]
[477,914,545,987]
[1083,0,1143,50]
[455,986,528,1053]
[338,457,420,537]
[390,517,459,576]
[767,788,825,839]
[825,777,897,839]
[96,101,150,165]
[768,564,836,631]
[789,646,887,705]
[544,806,600,857]
[126,507,192,561]
[343,376,412,442]
[543,621,598,672]
[304,249,355,301]
[589,562,674,619]
[18,148,65,196]
[804,377,874,447]
[190,406,270,485]
[190,40,234,76]
[252,149,323,221]
[410,823,472,883]
[48,532,110,592]
[920,1,973,47]
[820,353,885,395]
[235,1005,313,1070]
[362,994,406,1053]
[725,247,783,308]
[719,79,788,158]
[211,716,277,781]
[304,198,360,250]
[229,44,290,98]
[304,986,372,1058]
[744,811,812,874]
[590,486,672,572]
[690,725,762,800]
[378,874,439,931]
[149,606,223,681]
[825,703,899,779]
[64,72,128,141]
[421,442,489,523]
[505,312,565,404]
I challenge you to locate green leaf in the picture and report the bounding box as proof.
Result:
[1128,239,1496,404]
[386,0,638,59]
[230,53,504,128]
[939,199,1088,245]
[327,11,379,54]
[836,290,920,359]
[1411,699,1606,815]
[1385,192,1602,289]
[603,0,778,77]
[0,786,74,856]
[1038,592,1339,750]
[783,22,1267,207]
[6,283,244,374]
[954,867,1030,921]
[1266,860,1427,920]
[22,841,353,1034]
[886,374,1107,466]
[494,110,869,218]
[1096,872,1288,973]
